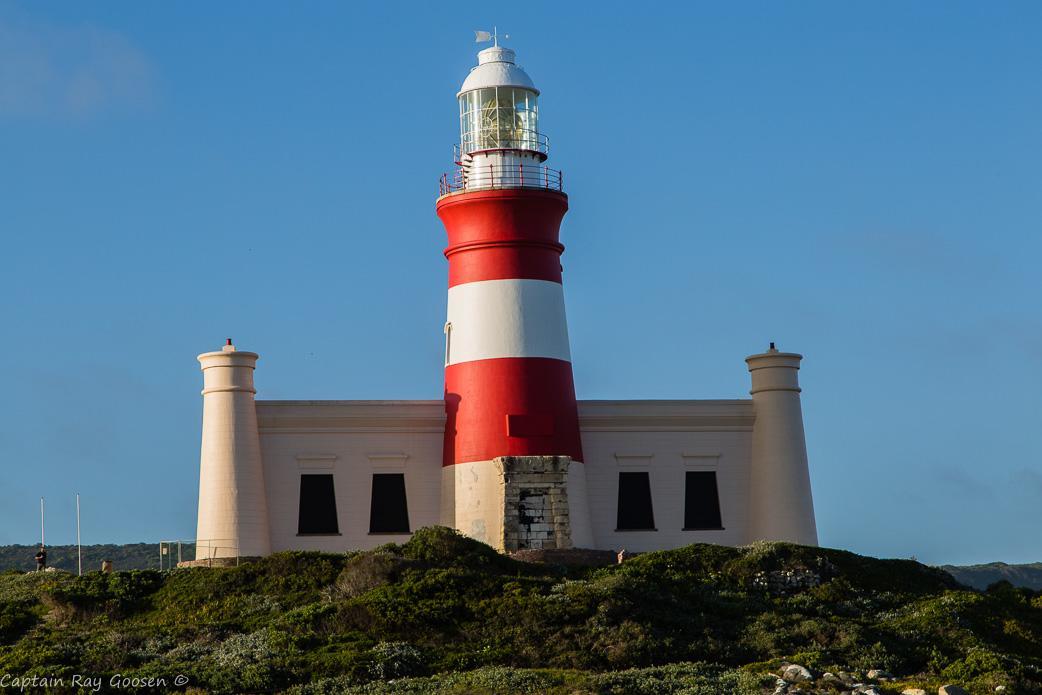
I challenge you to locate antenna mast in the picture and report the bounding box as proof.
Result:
[76,494,82,576]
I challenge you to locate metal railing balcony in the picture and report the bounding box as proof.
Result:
[457,129,549,160]
[439,163,564,196]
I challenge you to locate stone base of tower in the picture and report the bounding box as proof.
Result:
[440,456,594,552]
[500,456,571,552]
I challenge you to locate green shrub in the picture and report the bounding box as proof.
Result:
[398,526,533,576]
[588,662,763,695]
[199,628,284,694]
[368,641,427,679]
[42,570,164,620]
[0,600,38,644]
[326,551,418,600]
[941,647,1017,683]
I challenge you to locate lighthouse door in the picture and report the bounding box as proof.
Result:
[517,488,552,550]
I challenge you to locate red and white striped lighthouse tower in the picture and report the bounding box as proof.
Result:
[437,39,591,546]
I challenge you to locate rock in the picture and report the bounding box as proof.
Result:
[835,671,855,685]
[939,687,970,695]
[995,687,1007,693]
[901,689,927,695]
[867,669,893,680]
[782,664,813,682]
[851,687,882,695]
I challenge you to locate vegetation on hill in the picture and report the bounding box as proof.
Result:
[6,542,1042,592]
[0,527,1039,694]
[943,562,1042,592]
[0,543,177,573]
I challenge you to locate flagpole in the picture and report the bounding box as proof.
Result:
[40,497,45,549]
[76,494,82,576]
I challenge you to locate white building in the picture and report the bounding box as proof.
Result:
[192,43,817,561]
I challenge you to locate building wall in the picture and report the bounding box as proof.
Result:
[255,399,756,553]
[256,401,444,553]
[578,400,754,552]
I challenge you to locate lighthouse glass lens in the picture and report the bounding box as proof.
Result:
[460,91,479,152]
[459,87,539,154]
[479,88,500,147]
[512,88,539,149]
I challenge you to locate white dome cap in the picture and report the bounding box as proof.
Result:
[458,46,539,97]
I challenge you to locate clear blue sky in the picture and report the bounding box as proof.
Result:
[1,1,1039,566]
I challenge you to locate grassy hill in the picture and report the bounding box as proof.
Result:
[0,527,1040,694]
[6,542,1042,591]
[0,543,182,573]
[943,563,1042,592]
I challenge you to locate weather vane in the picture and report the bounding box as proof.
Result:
[474,26,508,46]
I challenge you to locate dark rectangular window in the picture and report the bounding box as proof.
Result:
[298,474,339,534]
[616,471,656,530]
[369,473,410,533]
[684,471,723,529]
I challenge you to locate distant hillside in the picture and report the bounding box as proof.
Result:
[942,561,1042,591]
[0,528,1040,694]
[0,543,190,573]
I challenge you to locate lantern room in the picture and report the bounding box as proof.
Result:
[441,44,562,195]
[458,46,545,158]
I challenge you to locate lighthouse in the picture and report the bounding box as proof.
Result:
[437,41,593,549]
[188,39,820,563]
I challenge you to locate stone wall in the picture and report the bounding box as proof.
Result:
[509,548,619,566]
[495,456,572,552]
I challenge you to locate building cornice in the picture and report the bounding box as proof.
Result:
[256,400,446,433]
[255,399,754,434]
[578,400,754,431]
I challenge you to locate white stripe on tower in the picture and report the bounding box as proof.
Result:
[445,278,571,366]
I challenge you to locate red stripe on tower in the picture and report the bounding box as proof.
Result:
[441,190,566,286]
[443,358,583,465]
